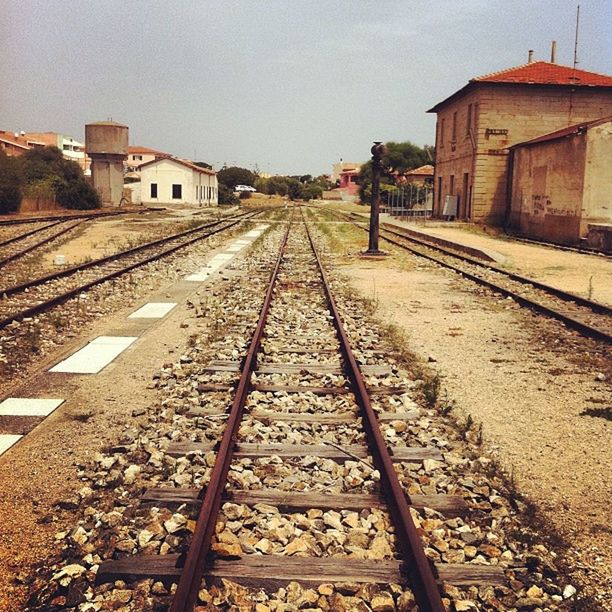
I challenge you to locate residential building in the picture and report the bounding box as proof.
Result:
[403,164,434,185]
[138,157,218,206]
[338,168,360,196]
[126,146,170,171]
[0,131,35,156]
[427,61,612,224]
[508,116,611,247]
[22,132,88,171]
[331,161,361,183]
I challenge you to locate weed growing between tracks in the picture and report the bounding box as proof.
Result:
[314,214,604,609]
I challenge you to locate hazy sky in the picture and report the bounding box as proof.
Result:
[2,1,610,175]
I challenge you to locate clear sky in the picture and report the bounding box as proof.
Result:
[1,1,610,175]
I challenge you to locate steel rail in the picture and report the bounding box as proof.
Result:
[301,211,445,612]
[377,222,612,315]
[0,207,148,226]
[0,212,259,331]
[0,220,62,249]
[0,211,257,298]
[169,216,293,612]
[331,210,612,344]
[0,220,85,267]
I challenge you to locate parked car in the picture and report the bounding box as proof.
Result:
[234,184,256,192]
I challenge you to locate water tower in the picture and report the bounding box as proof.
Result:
[85,121,128,206]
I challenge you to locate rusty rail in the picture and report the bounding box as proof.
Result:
[0,211,259,331]
[0,219,85,267]
[302,210,445,612]
[169,215,293,611]
[329,209,612,344]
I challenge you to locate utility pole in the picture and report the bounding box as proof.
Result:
[366,141,386,255]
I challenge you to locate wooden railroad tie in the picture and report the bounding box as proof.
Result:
[141,487,469,516]
[165,441,443,462]
[97,554,506,589]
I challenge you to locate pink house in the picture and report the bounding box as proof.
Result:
[339,168,360,196]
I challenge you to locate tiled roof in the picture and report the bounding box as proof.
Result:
[128,145,169,156]
[512,115,612,148]
[427,61,612,112]
[0,131,30,150]
[406,164,434,176]
[473,61,612,86]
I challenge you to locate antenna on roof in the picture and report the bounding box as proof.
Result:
[573,4,580,70]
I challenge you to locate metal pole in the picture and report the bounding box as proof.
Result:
[367,141,385,254]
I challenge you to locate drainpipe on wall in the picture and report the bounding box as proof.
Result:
[503,148,515,232]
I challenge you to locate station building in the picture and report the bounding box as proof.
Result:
[508,116,612,248]
[138,157,218,207]
[427,60,612,225]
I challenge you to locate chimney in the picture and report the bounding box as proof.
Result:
[550,40,557,63]
[528,50,534,63]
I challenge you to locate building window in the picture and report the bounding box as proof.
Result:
[150,183,158,198]
[172,184,182,199]
[466,104,472,136]
[439,119,445,147]
[452,112,457,141]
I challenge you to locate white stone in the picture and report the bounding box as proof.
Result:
[50,336,137,374]
[128,302,177,319]
[0,398,64,416]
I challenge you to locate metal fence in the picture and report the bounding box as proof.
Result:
[381,184,433,217]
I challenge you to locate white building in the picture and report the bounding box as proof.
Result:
[126,146,170,171]
[138,157,218,206]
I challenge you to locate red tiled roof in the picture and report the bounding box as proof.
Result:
[428,61,612,113]
[0,131,30,150]
[512,115,612,148]
[473,61,612,86]
[128,145,169,156]
[406,164,434,176]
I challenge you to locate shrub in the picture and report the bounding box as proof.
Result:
[57,180,101,210]
[218,184,239,205]
[0,152,23,213]
[239,191,251,200]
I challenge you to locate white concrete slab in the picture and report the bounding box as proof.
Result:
[0,434,22,456]
[0,398,64,416]
[185,272,211,281]
[49,336,138,374]
[225,244,243,253]
[128,302,177,319]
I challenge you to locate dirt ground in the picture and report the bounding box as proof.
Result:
[342,209,612,306]
[336,226,611,603]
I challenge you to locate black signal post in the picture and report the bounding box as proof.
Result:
[366,141,386,255]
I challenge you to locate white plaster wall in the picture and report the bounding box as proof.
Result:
[583,122,612,225]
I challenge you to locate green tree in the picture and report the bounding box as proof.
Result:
[218,184,239,205]
[358,140,432,203]
[57,180,101,210]
[19,146,100,209]
[0,151,22,213]
[217,166,256,189]
[302,183,323,200]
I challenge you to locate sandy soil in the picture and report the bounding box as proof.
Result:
[379,215,612,306]
[39,209,210,267]
[336,234,611,604]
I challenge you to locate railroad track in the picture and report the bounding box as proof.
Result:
[0,218,86,267]
[326,209,612,344]
[95,208,507,611]
[0,210,260,331]
[0,207,148,227]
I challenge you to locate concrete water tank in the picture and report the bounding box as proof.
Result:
[85,121,128,206]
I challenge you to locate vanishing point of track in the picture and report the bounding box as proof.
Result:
[96,208,506,611]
